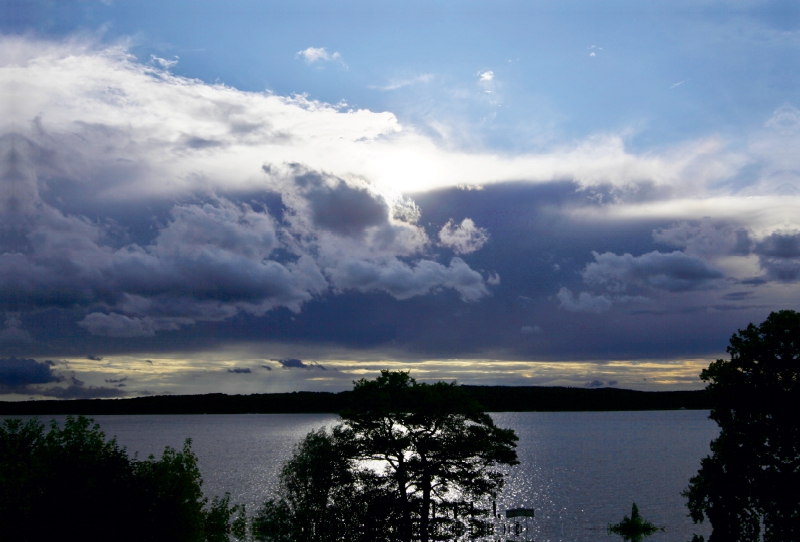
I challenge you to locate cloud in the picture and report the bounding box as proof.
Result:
[227,367,252,374]
[104,376,128,388]
[37,383,127,399]
[276,358,326,370]
[754,231,800,259]
[5,36,795,202]
[746,104,800,196]
[150,55,177,70]
[654,219,800,283]
[765,103,800,132]
[585,379,604,388]
[520,325,542,335]
[87,354,103,361]
[557,288,613,313]
[754,231,800,281]
[371,74,434,91]
[478,71,494,82]
[1,36,798,366]
[296,47,341,63]
[438,218,489,254]
[1,314,32,343]
[303,174,389,237]
[654,219,752,257]
[0,358,125,397]
[7,151,490,334]
[326,257,490,302]
[78,314,196,337]
[0,357,61,389]
[582,250,725,292]
[1,71,492,338]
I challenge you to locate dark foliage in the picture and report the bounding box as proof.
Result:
[251,428,401,542]
[683,310,800,542]
[608,503,661,541]
[340,371,519,542]
[253,371,519,542]
[0,415,245,542]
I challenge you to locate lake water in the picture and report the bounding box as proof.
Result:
[3,410,717,541]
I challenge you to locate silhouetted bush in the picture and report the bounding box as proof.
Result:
[0,415,245,542]
[608,503,661,541]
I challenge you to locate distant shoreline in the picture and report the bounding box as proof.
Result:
[0,386,709,415]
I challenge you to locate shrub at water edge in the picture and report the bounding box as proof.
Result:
[0,415,246,542]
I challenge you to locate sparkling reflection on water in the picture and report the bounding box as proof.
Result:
[6,410,717,542]
[491,411,716,541]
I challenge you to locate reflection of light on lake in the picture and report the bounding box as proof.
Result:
[488,411,716,541]
[4,411,717,541]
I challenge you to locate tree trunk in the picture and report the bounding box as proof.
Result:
[395,462,413,542]
[420,461,431,542]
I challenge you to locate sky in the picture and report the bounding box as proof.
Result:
[1,0,799,399]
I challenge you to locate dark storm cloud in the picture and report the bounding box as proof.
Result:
[0,176,786,365]
[754,232,800,281]
[556,289,613,313]
[2,131,490,343]
[655,220,800,283]
[303,175,389,237]
[79,313,197,338]
[722,291,754,300]
[1,313,32,344]
[756,232,800,258]
[0,61,793,376]
[227,367,252,374]
[37,383,127,399]
[0,357,60,389]
[0,358,124,397]
[583,250,725,292]
[276,358,306,368]
[654,219,753,256]
[3,38,798,380]
[276,358,326,370]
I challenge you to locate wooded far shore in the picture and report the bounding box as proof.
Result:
[0,386,710,415]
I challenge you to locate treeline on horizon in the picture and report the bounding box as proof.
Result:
[0,385,710,415]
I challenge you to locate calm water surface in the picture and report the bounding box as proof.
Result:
[6,410,717,541]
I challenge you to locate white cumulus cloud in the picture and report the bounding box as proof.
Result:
[297,47,342,63]
[438,218,489,254]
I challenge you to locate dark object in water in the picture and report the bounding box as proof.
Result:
[506,508,535,518]
[608,503,663,541]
